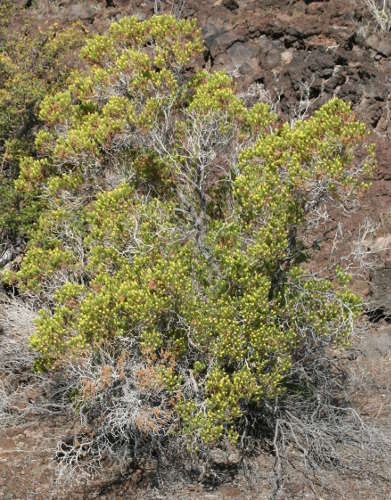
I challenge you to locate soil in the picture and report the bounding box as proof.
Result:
[1,0,391,498]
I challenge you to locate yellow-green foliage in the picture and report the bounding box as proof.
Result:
[6,15,375,447]
[0,3,86,242]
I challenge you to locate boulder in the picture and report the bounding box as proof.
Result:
[366,33,391,58]
[370,265,391,317]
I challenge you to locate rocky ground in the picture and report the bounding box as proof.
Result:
[1,0,391,498]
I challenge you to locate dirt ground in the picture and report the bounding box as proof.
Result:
[0,320,390,499]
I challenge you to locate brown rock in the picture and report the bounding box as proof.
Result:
[370,266,391,316]
[210,447,241,465]
[366,33,391,58]
[223,0,239,11]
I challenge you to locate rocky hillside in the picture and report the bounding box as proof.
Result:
[32,0,391,127]
[24,0,391,229]
[0,1,390,499]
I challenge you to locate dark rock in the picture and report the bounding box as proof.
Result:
[227,41,258,61]
[366,33,391,58]
[307,51,335,73]
[336,82,360,104]
[263,48,281,69]
[324,71,346,92]
[204,26,242,58]
[67,3,97,21]
[223,0,239,11]
[363,80,388,101]
[370,266,391,317]
[210,447,241,465]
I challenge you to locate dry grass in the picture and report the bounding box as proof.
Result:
[364,0,391,32]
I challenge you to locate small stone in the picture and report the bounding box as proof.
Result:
[223,0,239,10]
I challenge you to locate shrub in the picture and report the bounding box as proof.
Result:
[0,2,86,246]
[6,14,376,454]
[364,0,391,32]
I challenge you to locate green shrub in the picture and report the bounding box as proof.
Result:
[6,14,375,449]
[0,3,86,244]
